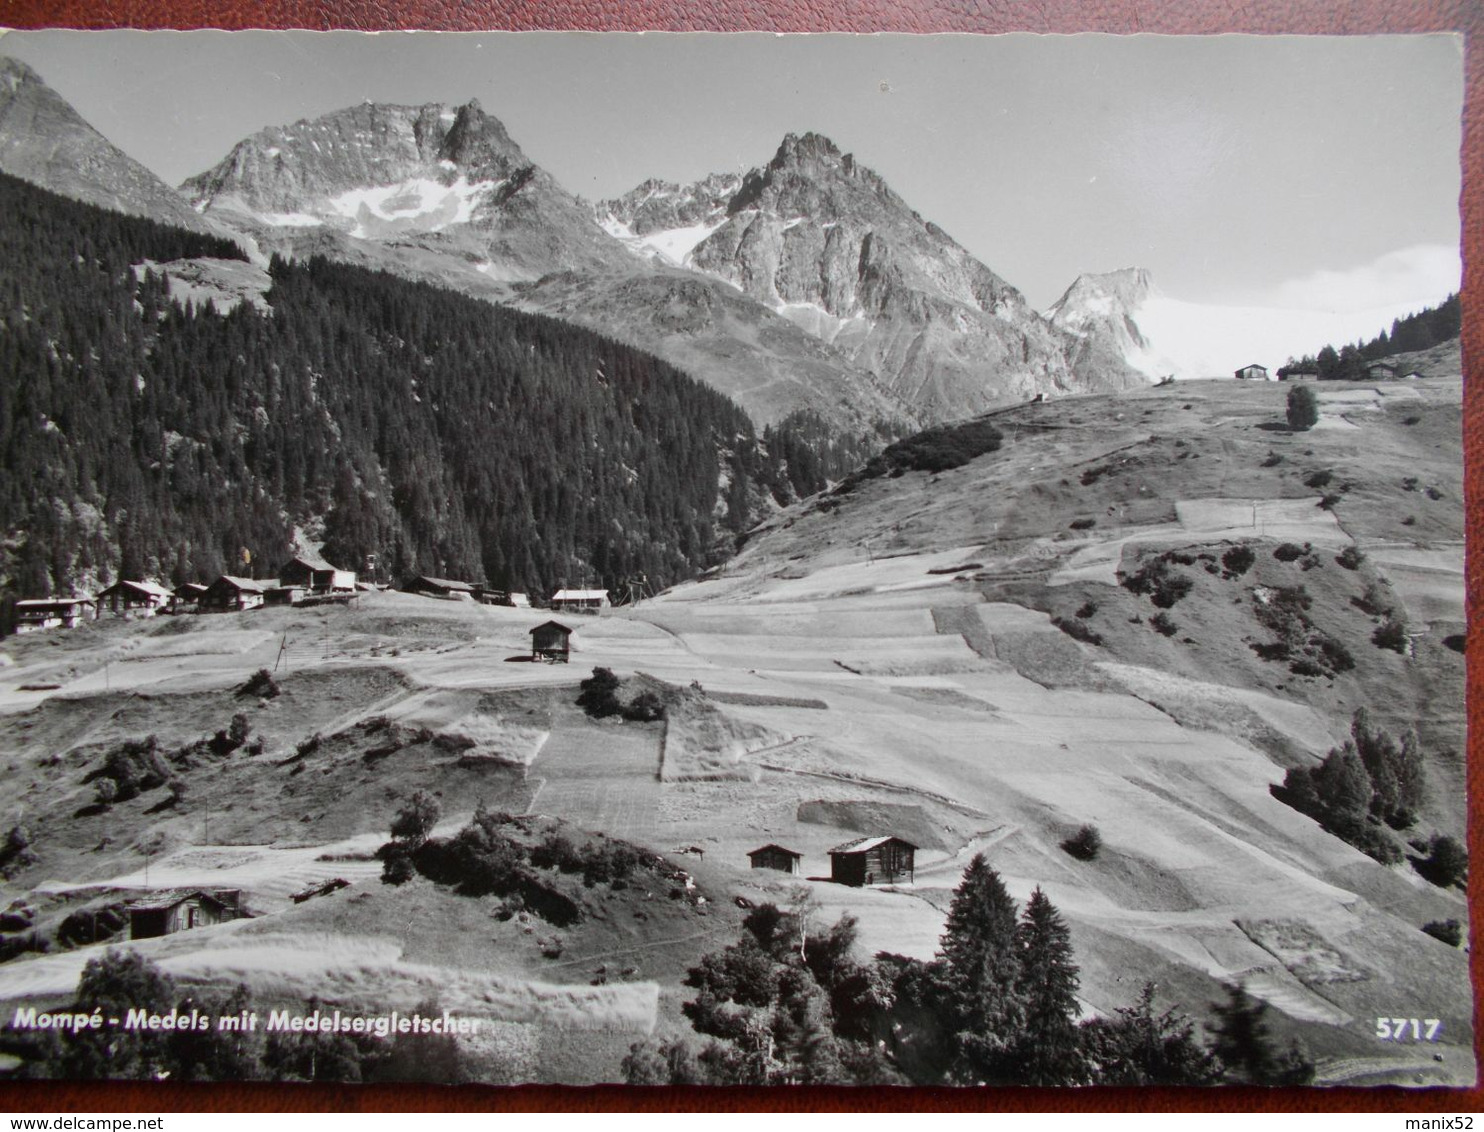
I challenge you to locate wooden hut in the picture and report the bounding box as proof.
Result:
[97,580,172,619]
[278,554,356,595]
[402,575,476,600]
[200,576,272,613]
[127,889,241,940]
[828,836,917,886]
[1234,363,1271,381]
[549,588,611,614]
[747,844,803,875]
[172,582,208,612]
[13,597,95,633]
[530,620,573,662]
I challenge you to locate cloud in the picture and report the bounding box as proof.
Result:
[1264,244,1459,314]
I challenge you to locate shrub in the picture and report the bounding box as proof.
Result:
[576,667,622,718]
[1052,617,1103,646]
[622,691,666,723]
[1401,515,1416,526]
[1416,835,1467,888]
[1442,633,1465,654]
[1273,543,1306,562]
[1422,919,1462,947]
[1260,452,1283,467]
[93,736,171,802]
[1372,618,1408,653]
[241,668,280,699]
[1334,546,1365,570]
[1061,825,1102,861]
[1069,518,1097,531]
[1221,545,1256,576]
[1150,612,1177,637]
[1120,557,1193,608]
[531,832,584,873]
[381,850,415,886]
[389,790,441,845]
[863,419,1003,476]
[228,713,252,747]
[1286,385,1319,431]
[1075,600,1099,620]
[1303,469,1333,489]
[1317,493,1342,511]
[1354,582,1393,617]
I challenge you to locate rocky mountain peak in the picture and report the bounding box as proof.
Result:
[0,55,224,236]
[1048,267,1155,318]
[0,55,44,92]
[769,131,843,170]
[438,99,527,177]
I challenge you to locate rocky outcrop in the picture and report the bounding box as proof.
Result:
[0,57,226,237]
[603,133,1148,419]
[184,98,631,282]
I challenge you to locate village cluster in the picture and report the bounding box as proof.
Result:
[9,552,616,636]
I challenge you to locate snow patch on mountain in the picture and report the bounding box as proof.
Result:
[598,213,727,267]
[326,175,501,238]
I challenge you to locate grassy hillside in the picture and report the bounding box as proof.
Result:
[0,370,1468,1086]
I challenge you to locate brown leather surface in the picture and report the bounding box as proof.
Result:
[0,0,1479,1114]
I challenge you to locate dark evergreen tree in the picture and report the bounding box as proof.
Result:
[938,853,1025,1083]
[1208,983,1314,1085]
[1081,982,1222,1085]
[1012,887,1086,1085]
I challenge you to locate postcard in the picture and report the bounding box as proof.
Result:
[0,29,1468,1090]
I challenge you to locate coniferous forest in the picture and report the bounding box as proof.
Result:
[0,171,866,605]
[1278,292,1460,380]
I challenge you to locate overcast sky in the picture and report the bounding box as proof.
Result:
[0,29,1463,312]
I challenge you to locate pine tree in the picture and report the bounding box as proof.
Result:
[1081,982,1221,1085]
[1012,887,1086,1084]
[938,853,1025,1083]
[1209,983,1312,1084]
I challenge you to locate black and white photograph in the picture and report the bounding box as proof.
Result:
[0,29,1469,1091]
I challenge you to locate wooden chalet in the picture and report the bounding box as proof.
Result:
[264,584,307,607]
[97,580,172,619]
[747,844,803,875]
[1278,364,1320,381]
[172,582,208,612]
[530,620,573,662]
[828,836,917,887]
[12,597,94,633]
[200,576,273,613]
[1234,363,1272,381]
[278,554,357,596]
[403,575,476,600]
[508,592,532,608]
[1367,360,1399,380]
[549,588,611,614]
[127,889,242,940]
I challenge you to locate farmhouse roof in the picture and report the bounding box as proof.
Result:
[282,552,336,571]
[551,589,610,601]
[829,835,918,855]
[101,580,172,599]
[748,844,802,859]
[127,888,232,912]
[411,575,474,591]
[531,620,573,635]
[16,596,93,608]
[212,575,273,592]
